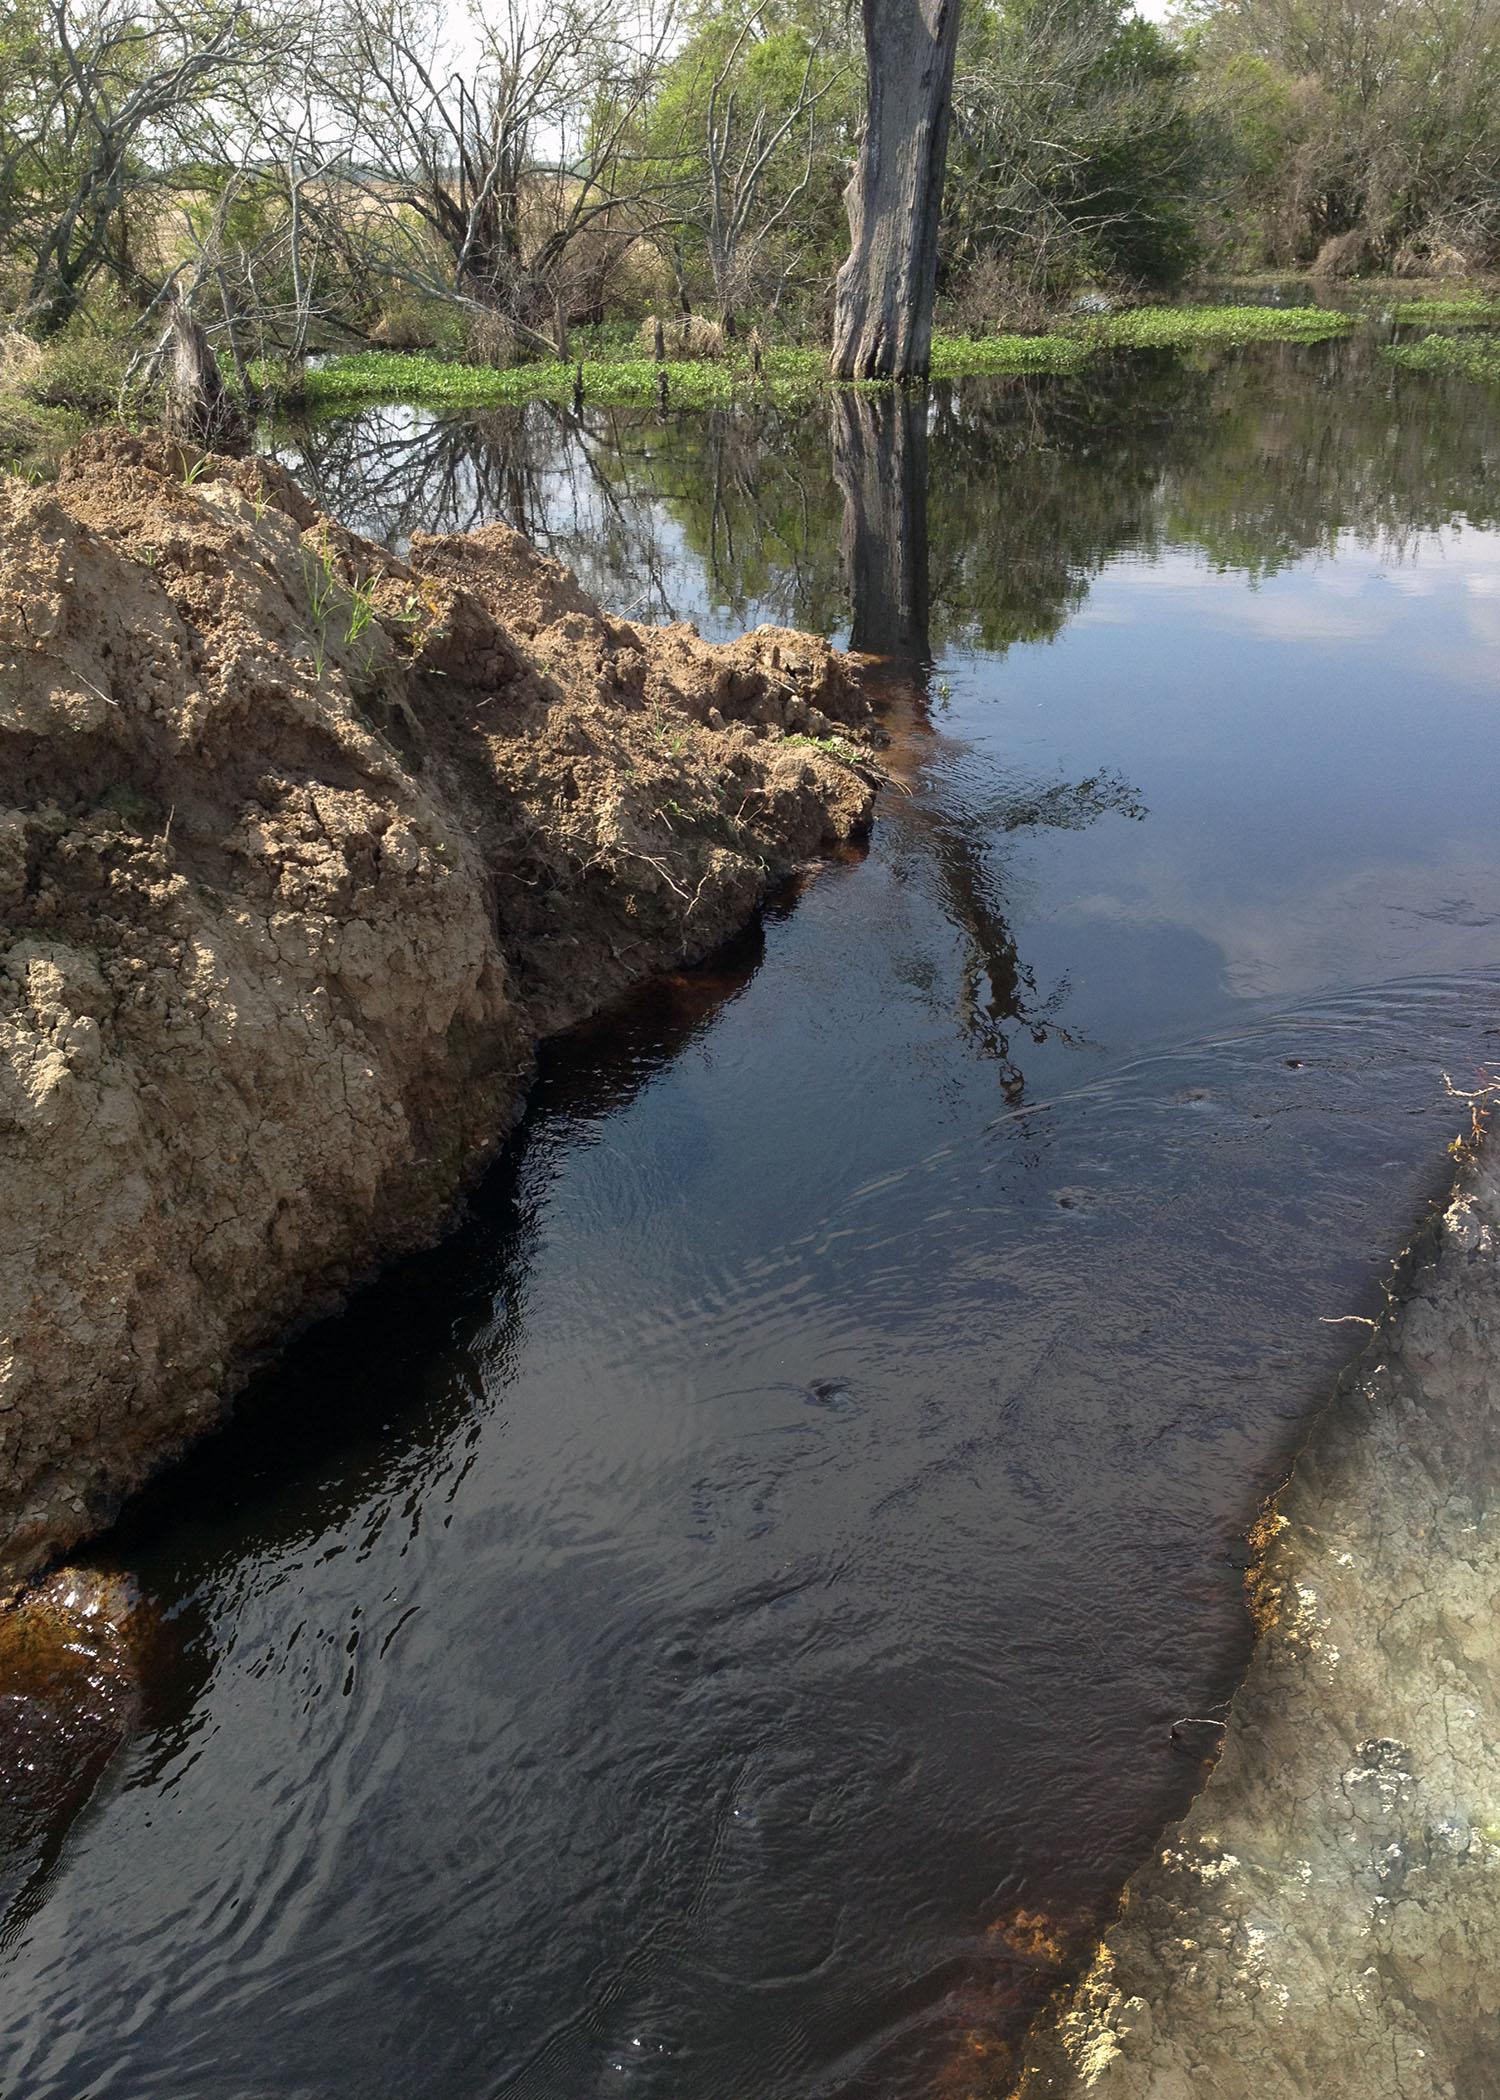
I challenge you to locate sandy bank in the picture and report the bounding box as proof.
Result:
[1012,1117,1500,2099]
[0,430,880,1584]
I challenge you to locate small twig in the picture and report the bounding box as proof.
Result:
[1170,1713,1229,1745]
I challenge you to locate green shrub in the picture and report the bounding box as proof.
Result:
[22,330,130,413]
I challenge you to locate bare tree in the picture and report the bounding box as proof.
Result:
[693,16,843,335]
[285,0,683,353]
[2,0,295,334]
[830,0,961,379]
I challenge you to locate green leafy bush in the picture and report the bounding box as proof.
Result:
[22,330,129,413]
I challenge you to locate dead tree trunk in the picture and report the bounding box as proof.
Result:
[830,0,961,380]
[163,298,247,453]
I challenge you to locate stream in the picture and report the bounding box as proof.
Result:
[4,333,1500,2098]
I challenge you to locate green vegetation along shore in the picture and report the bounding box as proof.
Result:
[295,307,1358,416]
[7,298,1500,480]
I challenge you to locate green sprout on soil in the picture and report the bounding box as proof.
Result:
[782,732,869,769]
[345,576,380,649]
[300,534,387,680]
[650,702,690,756]
[302,538,339,626]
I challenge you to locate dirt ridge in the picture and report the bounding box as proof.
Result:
[0,428,879,1583]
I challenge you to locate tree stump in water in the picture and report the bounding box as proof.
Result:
[831,0,961,380]
[163,299,247,453]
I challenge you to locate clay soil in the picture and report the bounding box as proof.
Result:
[0,429,880,1583]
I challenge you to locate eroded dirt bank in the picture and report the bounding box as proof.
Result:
[0,429,879,1584]
[1012,1125,1500,2099]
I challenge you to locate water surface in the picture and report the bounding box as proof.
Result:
[4,335,1500,2099]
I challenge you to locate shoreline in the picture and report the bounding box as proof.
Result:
[1011,1102,1500,2099]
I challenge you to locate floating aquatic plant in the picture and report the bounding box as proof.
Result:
[1385,331,1500,383]
[1078,303,1352,349]
[1389,296,1500,331]
[292,306,1358,417]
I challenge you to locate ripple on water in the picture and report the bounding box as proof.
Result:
[10,349,1500,2098]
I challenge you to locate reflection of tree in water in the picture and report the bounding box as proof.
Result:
[1159,334,1500,576]
[268,333,1500,637]
[267,404,535,545]
[267,397,846,628]
[263,336,1500,1093]
[270,401,691,619]
[833,386,1147,1101]
[932,776,1147,1100]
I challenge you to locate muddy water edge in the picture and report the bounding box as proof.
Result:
[5,331,1500,2098]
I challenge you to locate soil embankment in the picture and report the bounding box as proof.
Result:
[1013,1123,1500,2099]
[0,430,879,1584]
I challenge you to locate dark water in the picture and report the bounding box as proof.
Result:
[6,336,1500,2099]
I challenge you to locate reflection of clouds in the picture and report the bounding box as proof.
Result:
[1201,595,1373,643]
[1073,530,1500,657]
[1042,522,1500,1009]
[1068,854,1500,1005]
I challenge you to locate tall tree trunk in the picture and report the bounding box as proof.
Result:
[831,0,961,380]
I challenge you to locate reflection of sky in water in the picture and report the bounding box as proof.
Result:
[979,528,1500,1043]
